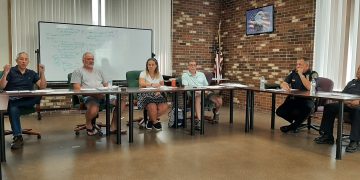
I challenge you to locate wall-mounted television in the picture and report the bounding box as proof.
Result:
[246,5,274,35]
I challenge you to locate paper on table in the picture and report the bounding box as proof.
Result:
[96,87,110,90]
[31,89,55,93]
[192,86,211,88]
[207,85,225,89]
[318,92,359,97]
[80,88,96,91]
[6,90,31,93]
[219,83,248,88]
[267,89,297,92]
[160,86,177,89]
[140,87,158,90]
[212,78,229,81]
[266,89,285,92]
[50,90,71,94]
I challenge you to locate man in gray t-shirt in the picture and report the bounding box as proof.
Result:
[71,52,125,135]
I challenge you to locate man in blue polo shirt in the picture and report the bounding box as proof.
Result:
[0,52,47,149]
[182,60,223,130]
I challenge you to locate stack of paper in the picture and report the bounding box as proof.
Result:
[219,83,248,88]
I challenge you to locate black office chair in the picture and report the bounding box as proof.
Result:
[298,77,334,131]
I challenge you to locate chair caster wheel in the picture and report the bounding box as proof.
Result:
[98,131,103,136]
[75,131,80,135]
[37,135,41,139]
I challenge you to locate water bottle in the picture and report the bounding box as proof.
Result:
[310,78,316,95]
[108,80,113,89]
[260,76,266,90]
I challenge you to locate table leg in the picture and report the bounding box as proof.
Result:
[116,94,121,144]
[174,92,178,128]
[191,91,195,135]
[0,112,5,162]
[105,94,110,136]
[271,93,276,130]
[230,89,234,124]
[183,92,187,128]
[200,90,205,135]
[128,94,134,143]
[250,91,254,130]
[245,90,250,132]
[336,101,344,160]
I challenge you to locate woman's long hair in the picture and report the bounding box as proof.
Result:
[145,58,160,78]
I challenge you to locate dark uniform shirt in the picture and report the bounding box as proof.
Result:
[342,79,360,95]
[284,69,319,91]
[5,65,39,91]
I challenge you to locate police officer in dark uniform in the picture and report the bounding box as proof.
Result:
[315,65,360,153]
[276,57,318,133]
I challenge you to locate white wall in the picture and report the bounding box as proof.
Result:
[0,0,10,68]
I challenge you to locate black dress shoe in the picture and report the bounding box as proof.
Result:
[280,124,297,133]
[345,140,359,153]
[314,134,334,144]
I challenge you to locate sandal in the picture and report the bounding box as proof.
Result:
[86,127,98,136]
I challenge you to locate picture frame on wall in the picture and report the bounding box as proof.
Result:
[246,5,274,35]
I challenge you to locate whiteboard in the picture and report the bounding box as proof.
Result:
[38,22,152,82]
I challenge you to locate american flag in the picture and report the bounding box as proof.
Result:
[214,21,223,83]
[214,50,223,83]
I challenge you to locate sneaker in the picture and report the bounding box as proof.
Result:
[153,121,162,131]
[195,120,201,131]
[11,135,24,150]
[146,121,153,130]
[345,140,360,153]
[213,113,220,123]
[314,134,334,144]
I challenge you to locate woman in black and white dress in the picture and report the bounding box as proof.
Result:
[138,58,168,130]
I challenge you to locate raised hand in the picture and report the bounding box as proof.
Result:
[3,64,10,74]
[38,64,45,74]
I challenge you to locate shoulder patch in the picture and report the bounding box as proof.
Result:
[311,72,319,79]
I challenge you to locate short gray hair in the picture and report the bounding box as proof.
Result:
[82,52,94,60]
[297,57,310,66]
[15,52,29,61]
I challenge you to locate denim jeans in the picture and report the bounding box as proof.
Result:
[7,97,41,136]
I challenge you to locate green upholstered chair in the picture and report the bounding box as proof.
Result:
[0,71,41,139]
[126,70,149,127]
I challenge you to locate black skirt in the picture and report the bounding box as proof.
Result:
[137,92,167,109]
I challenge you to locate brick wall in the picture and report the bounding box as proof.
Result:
[172,0,221,75]
[40,96,72,110]
[173,0,316,111]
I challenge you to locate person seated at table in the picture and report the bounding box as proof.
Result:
[181,60,223,130]
[138,58,168,130]
[314,65,360,153]
[276,57,318,133]
[0,52,47,149]
[71,52,126,136]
